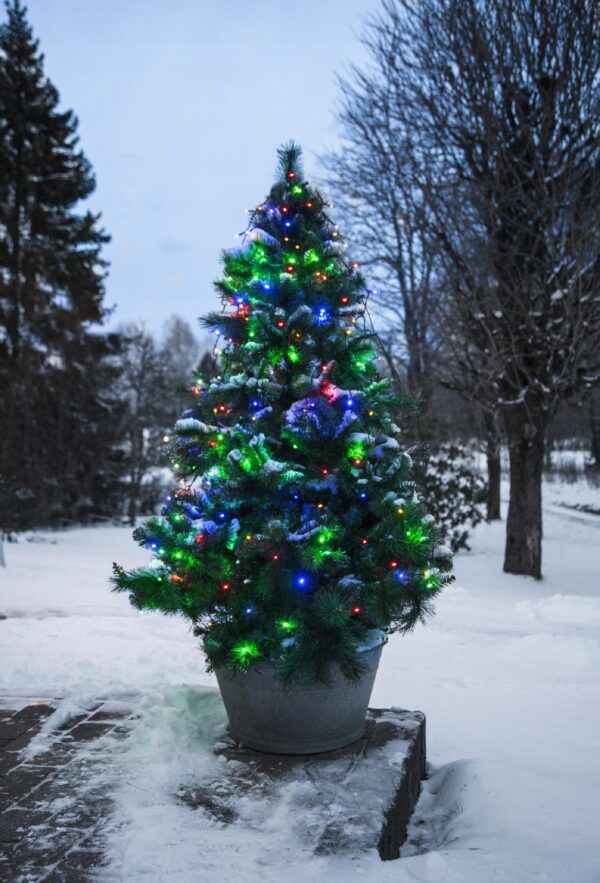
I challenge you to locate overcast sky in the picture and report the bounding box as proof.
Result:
[21,0,377,334]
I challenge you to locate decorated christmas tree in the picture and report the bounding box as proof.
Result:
[113,144,453,683]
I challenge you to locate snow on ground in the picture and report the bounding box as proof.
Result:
[544,473,600,514]
[1,488,600,883]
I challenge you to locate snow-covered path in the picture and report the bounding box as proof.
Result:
[1,504,599,882]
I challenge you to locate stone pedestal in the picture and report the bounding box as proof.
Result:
[180,707,426,861]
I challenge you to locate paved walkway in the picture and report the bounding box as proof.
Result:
[0,701,131,882]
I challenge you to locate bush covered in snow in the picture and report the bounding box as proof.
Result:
[417,443,486,552]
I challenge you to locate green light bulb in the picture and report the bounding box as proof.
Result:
[347,440,366,461]
[232,640,261,666]
[406,527,428,546]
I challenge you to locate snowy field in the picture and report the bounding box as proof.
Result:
[1,487,600,883]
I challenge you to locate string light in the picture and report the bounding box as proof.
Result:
[232,640,261,665]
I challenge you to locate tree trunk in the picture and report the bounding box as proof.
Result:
[503,407,546,579]
[483,410,501,521]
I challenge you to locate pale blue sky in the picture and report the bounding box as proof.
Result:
[21,0,377,332]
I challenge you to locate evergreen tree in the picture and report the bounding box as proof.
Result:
[113,146,453,683]
[0,0,115,529]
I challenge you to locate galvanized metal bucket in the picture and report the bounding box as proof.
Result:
[214,636,386,754]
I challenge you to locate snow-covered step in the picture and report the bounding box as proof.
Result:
[179,707,426,861]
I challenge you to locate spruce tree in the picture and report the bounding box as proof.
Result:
[0,0,116,529]
[114,146,453,683]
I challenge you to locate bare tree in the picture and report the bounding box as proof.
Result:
[345,0,600,577]
[117,324,169,525]
[116,318,217,524]
[324,9,503,510]
[323,111,443,425]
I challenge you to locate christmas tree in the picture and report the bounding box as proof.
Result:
[113,145,453,683]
